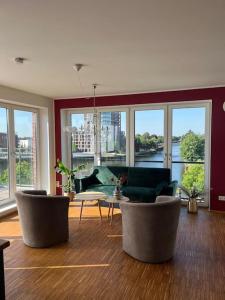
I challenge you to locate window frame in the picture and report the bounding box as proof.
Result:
[0,102,40,204]
[61,99,212,207]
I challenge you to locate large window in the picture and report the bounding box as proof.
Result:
[100,111,126,166]
[0,104,39,205]
[14,110,38,190]
[71,113,95,172]
[171,107,206,192]
[0,108,9,201]
[65,101,211,206]
[134,109,165,168]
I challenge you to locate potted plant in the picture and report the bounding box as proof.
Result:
[179,185,203,213]
[55,159,85,201]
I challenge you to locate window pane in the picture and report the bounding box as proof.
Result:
[172,107,206,193]
[71,113,95,173]
[135,109,164,167]
[100,112,126,166]
[0,108,9,201]
[14,110,37,190]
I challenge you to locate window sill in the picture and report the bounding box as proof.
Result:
[0,200,17,218]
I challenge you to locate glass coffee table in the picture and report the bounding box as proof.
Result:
[106,196,129,225]
[75,191,107,222]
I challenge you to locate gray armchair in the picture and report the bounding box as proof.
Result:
[120,196,181,263]
[15,190,70,248]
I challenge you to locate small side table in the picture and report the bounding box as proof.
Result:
[106,196,129,225]
[75,192,107,222]
[0,239,10,300]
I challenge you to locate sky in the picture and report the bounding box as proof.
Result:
[71,108,205,137]
[1,107,205,138]
[0,108,33,137]
[72,112,126,131]
[135,107,205,136]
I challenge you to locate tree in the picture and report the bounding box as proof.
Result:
[0,161,33,186]
[0,168,8,185]
[180,131,205,192]
[16,161,32,185]
[181,164,204,192]
[180,131,205,161]
[135,134,142,152]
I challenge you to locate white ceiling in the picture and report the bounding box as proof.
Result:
[0,0,225,99]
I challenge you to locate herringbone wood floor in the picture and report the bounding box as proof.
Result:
[1,202,225,300]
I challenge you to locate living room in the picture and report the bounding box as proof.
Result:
[0,1,225,299]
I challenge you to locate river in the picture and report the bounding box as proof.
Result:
[72,143,184,184]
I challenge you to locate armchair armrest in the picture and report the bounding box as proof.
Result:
[160,180,178,196]
[74,178,81,193]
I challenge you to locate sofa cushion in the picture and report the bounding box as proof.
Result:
[95,166,128,185]
[122,186,156,203]
[127,167,170,188]
[81,170,101,191]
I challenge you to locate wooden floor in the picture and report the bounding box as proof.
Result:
[1,202,225,300]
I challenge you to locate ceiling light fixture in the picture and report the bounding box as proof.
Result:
[73,63,84,72]
[13,57,27,64]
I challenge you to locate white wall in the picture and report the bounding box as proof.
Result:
[0,85,55,194]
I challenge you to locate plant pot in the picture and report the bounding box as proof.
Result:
[187,197,198,214]
[64,191,75,202]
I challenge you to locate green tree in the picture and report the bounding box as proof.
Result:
[0,168,8,184]
[16,161,32,185]
[180,131,205,192]
[180,131,205,161]
[0,161,32,186]
[181,164,204,192]
[135,134,142,152]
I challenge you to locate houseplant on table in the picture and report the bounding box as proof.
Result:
[179,185,203,213]
[55,159,85,201]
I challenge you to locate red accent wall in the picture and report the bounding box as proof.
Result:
[54,87,225,211]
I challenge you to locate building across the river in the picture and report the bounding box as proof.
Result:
[71,112,122,153]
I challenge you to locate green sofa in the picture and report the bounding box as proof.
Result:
[75,166,177,203]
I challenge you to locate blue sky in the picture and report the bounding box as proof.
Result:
[72,112,126,131]
[71,108,205,137]
[0,108,33,137]
[1,107,205,138]
[135,107,205,136]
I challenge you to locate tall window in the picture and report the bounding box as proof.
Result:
[71,113,95,171]
[0,108,9,201]
[0,104,39,206]
[134,109,165,168]
[171,107,206,194]
[100,111,126,166]
[14,110,37,190]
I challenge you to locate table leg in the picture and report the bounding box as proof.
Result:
[108,203,111,219]
[110,203,114,225]
[98,200,102,221]
[79,200,84,222]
